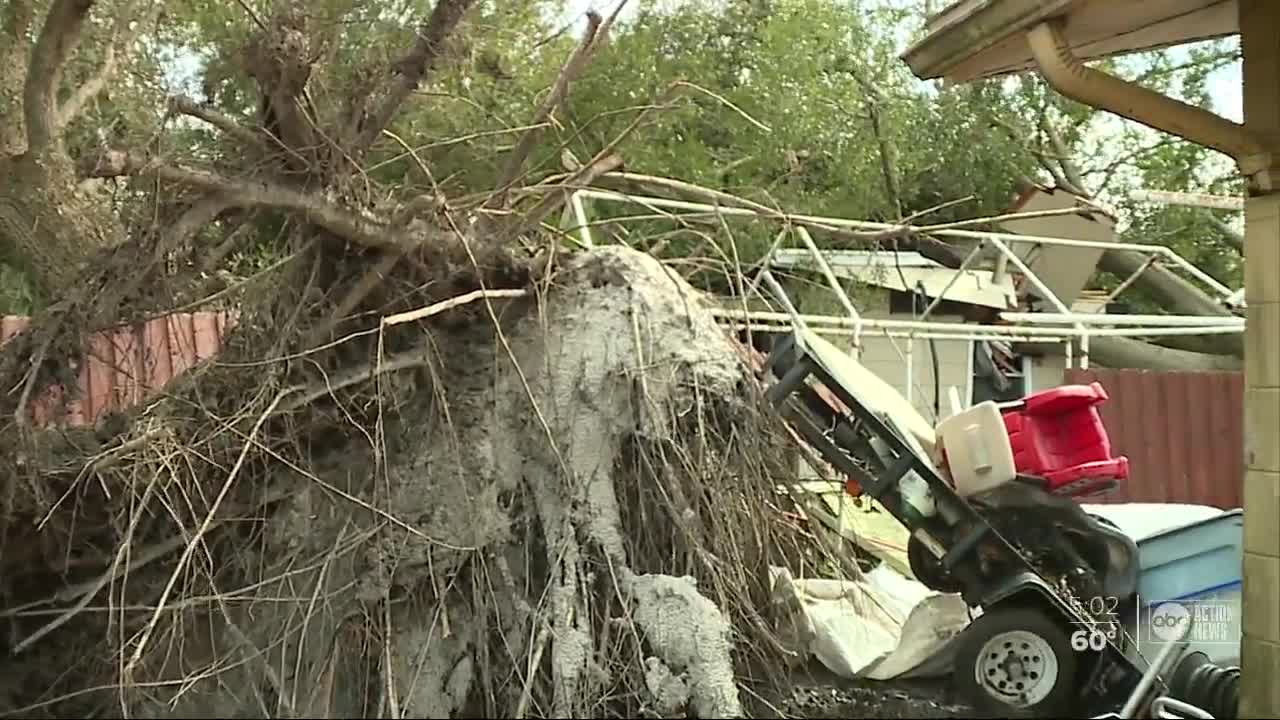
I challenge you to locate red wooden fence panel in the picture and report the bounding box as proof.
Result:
[1064,367,1245,509]
[1,312,234,428]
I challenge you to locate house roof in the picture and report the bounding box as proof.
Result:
[768,249,1019,309]
[902,0,1237,83]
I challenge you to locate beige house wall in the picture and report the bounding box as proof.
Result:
[1240,3,1280,716]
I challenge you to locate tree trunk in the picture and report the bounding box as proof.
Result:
[1098,248,1243,357]
[1088,335,1242,371]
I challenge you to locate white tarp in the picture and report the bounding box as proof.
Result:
[769,564,971,681]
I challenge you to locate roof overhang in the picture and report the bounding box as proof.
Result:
[902,0,1238,84]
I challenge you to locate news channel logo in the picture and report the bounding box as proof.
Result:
[1143,599,1237,645]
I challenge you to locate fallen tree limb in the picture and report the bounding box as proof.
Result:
[1087,335,1241,371]
[170,95,267,148]
[586,170,961,261]
[81,152,421,251]
[1098,249,1242,357]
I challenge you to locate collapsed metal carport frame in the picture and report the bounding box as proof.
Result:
[560,186,1243,376]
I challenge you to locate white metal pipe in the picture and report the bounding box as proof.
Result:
[1130,189,1244,212]
[921,242,984,321]
[711,308,1076,336]
[985,234,1091,369]
[745,227,792,300]
[570,192,594,247]
[991,251,1010,284]
[1001,312,1245,327]
[1075,325,1244,335]
[905,337,914,404]
[794,226,863,351]
[728,323,1069,344]
[574,188,1236,298]
[727,321,1240,341]
[985,236,1073,315]
[712,309,1243,338]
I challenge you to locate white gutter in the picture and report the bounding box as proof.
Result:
[1026,20,1271,181]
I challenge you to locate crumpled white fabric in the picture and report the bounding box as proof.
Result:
[769,563,972,680]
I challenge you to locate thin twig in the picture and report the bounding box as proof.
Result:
[277,349,427,413]
[916,204,1094,232]
[381,288,529,327]
[672,80,771,133]
[122,388,294,677]
[515,622,550,718]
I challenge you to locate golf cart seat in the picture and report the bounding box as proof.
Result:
[1001,383,1129,498]
[969,480,1142,603]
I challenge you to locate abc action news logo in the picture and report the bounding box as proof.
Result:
[1071,599,1236,652]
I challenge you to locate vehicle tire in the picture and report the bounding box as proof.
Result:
[907,533,964,594]
[953,606,1079,718]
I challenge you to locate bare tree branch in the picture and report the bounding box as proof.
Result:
[1085,136,1179,195]
[24,0,96,153]
[489,10,605,207]
[353,0,477,155]
[503,152,624,244]
[82,151,419,252]
[55,43,117,127]
[1038,114,1087,195]
[1132,49,1241,87]
[164,194,235,250]
[170,95,266,148]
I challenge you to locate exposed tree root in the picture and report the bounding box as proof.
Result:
[0,246,822,719]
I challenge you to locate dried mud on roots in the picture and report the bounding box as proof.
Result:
[0,246,822,719]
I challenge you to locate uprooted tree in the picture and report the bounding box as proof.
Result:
[0,1,862,717]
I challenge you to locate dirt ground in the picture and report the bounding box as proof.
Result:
[747,664,977,719]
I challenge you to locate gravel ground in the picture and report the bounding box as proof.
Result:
[782,680,978,719]
[751,664,978,719]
